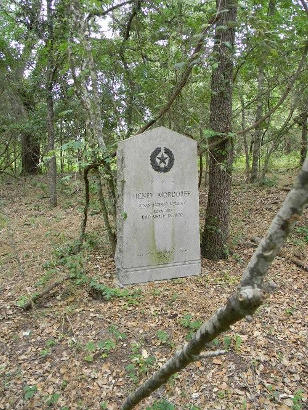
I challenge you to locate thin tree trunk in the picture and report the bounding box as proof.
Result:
[46,0,57,207]
[201,0,238,260]
[14,140,17,175]
[198,152,203,189]
[261,104,295,181]
[119,1,142,138]
[300,111,307,165]
[250,67,264,182]
[60,120,64,173]
[240,94,250,181]
[69,0,106,152]
[95,170,116,253]
[121,158,308,410]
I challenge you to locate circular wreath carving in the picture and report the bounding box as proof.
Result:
[150,147,174,173]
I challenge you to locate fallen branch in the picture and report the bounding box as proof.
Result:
[290,257,308,272]
[250,238,308,273]
[195,349,226,360]
[21,275,71,311]
[121,158,308,409]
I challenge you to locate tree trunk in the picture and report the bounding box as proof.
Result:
[240,94,250,181]
[250,0,276,182]
[60,120,64,173]
[201,0,238,260]
[46,0,57,207]
[21,133,40,175]
[95,171,116,253]
[300,111,307,165]
[250,67,264,182]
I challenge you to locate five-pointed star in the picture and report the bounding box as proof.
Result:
[157,152,168,165]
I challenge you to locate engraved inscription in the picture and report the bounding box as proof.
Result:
[133,190,191,221]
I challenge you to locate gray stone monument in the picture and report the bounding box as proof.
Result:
[115,126,201,285]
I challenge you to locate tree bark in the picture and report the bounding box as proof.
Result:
[121,158,308,409]
[300,111,307,165]
[46,0,57,207]
[240,94,250,181]
[201,0,238,260]
[21,133,40,175]
[95,170,116,253]
[250,67,264,182]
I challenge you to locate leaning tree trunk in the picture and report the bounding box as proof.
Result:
[201,0,238,260]
[46,0,57,207]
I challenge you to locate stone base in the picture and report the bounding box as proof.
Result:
[117,260,201,285]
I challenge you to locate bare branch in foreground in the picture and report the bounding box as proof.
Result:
[121,158,308,409]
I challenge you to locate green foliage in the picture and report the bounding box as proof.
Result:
[97,339,116,358]
[83,338,117,362]
[156,330,173,347]
[147,399,175,410]
[46,392,60,406]
[285,307,295,316]
[156,330,169,344]
[16,295,29,308]
[89,278,142,302]
[259,176,278,188]
[295,226,308,244]
[235,334,242,351]
[179,314,202,340]
[125,363,138,383]
[0,213,8,230]
[292,389,303,410]
[212,271,238,286]
[85,341,96,352]
[24,385,37,400]
[36,269,56,287]
[223,335,232,349]
[40,349,50,357]
[125,342,156,383]
[108,325,127,340]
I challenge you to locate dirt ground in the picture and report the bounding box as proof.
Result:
[0,169,307,409]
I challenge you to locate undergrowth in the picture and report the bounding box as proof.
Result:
[16,237,142,309]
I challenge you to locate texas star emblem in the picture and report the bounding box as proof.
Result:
[150,147,174,173]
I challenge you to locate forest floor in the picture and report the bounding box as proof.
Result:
[0,168,307,410]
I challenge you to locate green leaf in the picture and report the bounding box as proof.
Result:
[24,385,37,400]
[85,341,96,352]
[40,349,50,357]
[84,354,94,362]
[46,393,60,406]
